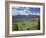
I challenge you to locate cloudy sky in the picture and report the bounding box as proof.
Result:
[12,6,40,16]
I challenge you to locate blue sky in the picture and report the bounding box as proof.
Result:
[12,6,40,15]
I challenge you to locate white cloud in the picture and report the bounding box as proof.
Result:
[12,10,32,15]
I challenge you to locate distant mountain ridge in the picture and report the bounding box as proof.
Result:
[12,14,40,20]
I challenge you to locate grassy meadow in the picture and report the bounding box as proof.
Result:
[12,18,40,31]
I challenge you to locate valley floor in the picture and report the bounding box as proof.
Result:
[12,20,40,31]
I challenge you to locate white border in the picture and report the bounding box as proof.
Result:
[9,4,43,34]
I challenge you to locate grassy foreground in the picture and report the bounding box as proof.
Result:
[12,20,40,31]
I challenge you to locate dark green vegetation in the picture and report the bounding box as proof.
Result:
[12,15,40,31]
